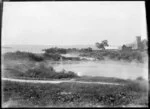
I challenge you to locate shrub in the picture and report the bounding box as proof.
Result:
[23,63,56,79]
[4,51,30,60]
[80,47,93,52]
[44,53,61,61]
[22,63,79,79]
[4,51,44,62]
[43,47,67,54]
[136,76,144,81]
[28,53,44,62]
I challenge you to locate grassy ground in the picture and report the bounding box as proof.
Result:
[2,79,148,107]
[75,76,130,83]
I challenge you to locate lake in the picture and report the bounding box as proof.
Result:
[52,60,148,80]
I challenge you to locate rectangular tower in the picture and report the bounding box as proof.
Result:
[136,36,141,50]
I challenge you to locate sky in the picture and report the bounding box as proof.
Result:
[2,1,147,46]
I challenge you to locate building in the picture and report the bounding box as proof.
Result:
[141,39,148,50]
[126,36,148,50]
[136,36,143,50]
[136,36,148,50]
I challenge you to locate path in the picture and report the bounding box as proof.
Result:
[2,77,122,85]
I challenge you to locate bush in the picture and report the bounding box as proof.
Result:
[23,63,56,79]
[80,47,93,52]
[22,63,79,79]
[4,51,44,62]
[28,54,44,62]
[44,53,61,61]
[4,51,30,60]
[43,47,67,54]
[136,76,144,81]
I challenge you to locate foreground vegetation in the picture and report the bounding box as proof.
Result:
[2,79,148,107]
[2,48,148,107]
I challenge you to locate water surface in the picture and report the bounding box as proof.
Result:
[52,60,148,80]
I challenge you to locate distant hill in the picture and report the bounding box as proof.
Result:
[3,44,98,50]
[2,46,12,49]
[2,44,120,54]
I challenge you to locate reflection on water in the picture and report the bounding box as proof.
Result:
[52,60,148,80]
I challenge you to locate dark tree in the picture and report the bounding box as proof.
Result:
[95,40,109,50]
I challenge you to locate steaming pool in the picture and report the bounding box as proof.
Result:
[52,60,148,80]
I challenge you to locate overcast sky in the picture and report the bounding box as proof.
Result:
[2,1,147,46]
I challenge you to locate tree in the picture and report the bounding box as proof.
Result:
[95,40,109,50]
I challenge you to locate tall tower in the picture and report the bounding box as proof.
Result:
[136,36,141,50]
